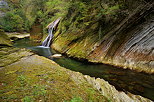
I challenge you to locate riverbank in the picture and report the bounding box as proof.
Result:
[0,46,152,102]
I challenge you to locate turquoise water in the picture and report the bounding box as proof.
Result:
[14,38,154,100]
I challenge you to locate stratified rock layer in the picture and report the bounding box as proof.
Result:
[52,2,154,73]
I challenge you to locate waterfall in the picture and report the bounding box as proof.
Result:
[42,17,61,47]
[42,28,53,47]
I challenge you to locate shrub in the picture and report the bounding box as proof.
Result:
[0,11,24,32]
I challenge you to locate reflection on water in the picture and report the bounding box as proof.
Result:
[13,38,53,58]
[54,57,154,100]
[30,46,53,58]
[14,38,154,101]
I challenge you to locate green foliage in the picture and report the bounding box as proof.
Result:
[0,11,23,32]
[32,84,47,96]
[70,97,83,102]
[0,0,32,32]
[22,96,34,102]
[62,1,90,29]
[101,4,120,15]
[97,4,121,19]
[0,0,124,35]
[45,0,70,21]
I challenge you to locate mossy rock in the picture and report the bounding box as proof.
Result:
[0,29,12,46]
[0,47,32,67]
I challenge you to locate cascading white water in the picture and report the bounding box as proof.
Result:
[42,28,53,47]
[42,17,61,47]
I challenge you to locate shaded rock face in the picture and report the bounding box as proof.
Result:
[52,1,154,73]
[84,75,152,102]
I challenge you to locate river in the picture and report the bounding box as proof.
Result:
[13,38,154,101]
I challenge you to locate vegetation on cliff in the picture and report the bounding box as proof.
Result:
[51,0,154,73]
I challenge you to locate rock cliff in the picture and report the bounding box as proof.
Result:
[52,1,154,73]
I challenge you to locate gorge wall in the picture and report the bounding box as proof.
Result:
[1,0,153,73]
[51,0,154,73]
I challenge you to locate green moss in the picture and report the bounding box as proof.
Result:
[69,96,83,102]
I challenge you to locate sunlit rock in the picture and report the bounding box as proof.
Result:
[50,54,62,58]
